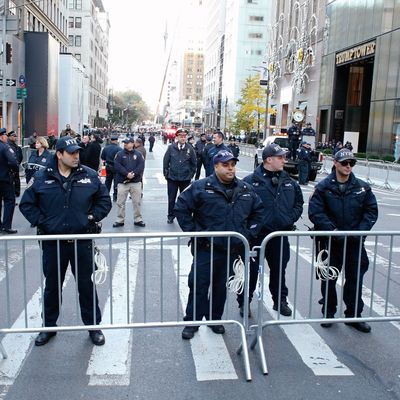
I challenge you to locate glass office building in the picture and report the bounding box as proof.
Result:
[318,0,400,158]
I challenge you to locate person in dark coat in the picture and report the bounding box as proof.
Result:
[163,128,197,224]
[238,143,304,317]
[19,136,111,346]
[175,150,264,340]
[84,134,102,172]
[25,136,51,184]
[296,141,312,185]
[100,134,121,201]
[7,131,23,197]
[148,133,155,152]
[287,123,301,160]
[204,130,229,176]
[309,148,378,333]
[194,133,207,180]
[227,136,240,158]
[0,128,19,233]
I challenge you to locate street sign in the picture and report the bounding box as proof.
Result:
[6,79,16,86]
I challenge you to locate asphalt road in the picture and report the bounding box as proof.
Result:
[1,138,400,400]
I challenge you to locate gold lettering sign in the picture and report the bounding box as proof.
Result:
[336,41,376,66]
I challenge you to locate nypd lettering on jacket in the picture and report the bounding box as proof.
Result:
[19,156,111,234]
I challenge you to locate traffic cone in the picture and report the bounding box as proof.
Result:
[101,163,107,177]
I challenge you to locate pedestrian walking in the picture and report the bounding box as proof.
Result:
[163,128,197,224]
[175,150,264,339]
[113,138,146,228]
[0,128,19,233]
[100,134,121,201]
[19,136,112,346]
[60,124,77,138]
[84,133,102,172]
[148,133,155,152]
[308,148,378,332]
[25,136,51,184]
[238,143,304,317]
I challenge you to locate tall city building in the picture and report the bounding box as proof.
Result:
[203,0,272,131]
[168,0,204,130]
[264,0,325,135]
[319,0,400,157]
[67,0,109,127]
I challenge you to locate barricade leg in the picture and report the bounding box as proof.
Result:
[0,341,8,359]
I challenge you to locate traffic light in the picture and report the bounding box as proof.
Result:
[5,42,12,64]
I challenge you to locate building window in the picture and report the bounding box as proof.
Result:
[75,0,82,9]
[75,53,81,61]
[75,17,81,28]
[249,33,263,39]
[68,16,74,28]
[249,16,264,21]
[248,0,258,3]
[75,35,81,46]
[68,35,74,46]
[68,0,74,8]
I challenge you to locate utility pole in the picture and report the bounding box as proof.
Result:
[1,0,7,129]
[259,62,269,141]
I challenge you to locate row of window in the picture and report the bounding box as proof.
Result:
[68,0,82,10]
[69,34,81,46]
[68,16,82,28]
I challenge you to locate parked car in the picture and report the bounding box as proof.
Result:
[254,135,323,181]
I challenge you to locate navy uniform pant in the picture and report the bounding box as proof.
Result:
[237,235,290,307]
[195,158,204,180]
[167,179,190,219]
[298,160,310,184]
[320,239,369,317]
[105,167,117,200]
[185,248,237,321]
[41,240,101,327]
[0,181,16,230]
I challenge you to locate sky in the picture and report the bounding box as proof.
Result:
[102,0,183,113]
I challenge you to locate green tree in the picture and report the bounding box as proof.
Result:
[110,90,152,127]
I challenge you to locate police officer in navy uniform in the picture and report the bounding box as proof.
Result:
[0,128,19,233]
[19,136,111,346]
[227,136,240,158]
[238,144,304,317]
[296,141,312,185]
[100,133,121,201]
[194,132,207,180]
[309,148,378,332]
[7,131,23,198]
[287,122,301,160]
[163,128,197,224]
[175,150,264,339]
[204,130,229,176]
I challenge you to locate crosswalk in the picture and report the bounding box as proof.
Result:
[1,238,399,392]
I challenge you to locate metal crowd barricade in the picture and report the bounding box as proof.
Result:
[0,231,253,381]
[243,230,400,375]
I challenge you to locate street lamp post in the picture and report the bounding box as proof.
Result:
[259,63,269,141]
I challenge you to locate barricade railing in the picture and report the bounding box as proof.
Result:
[240,230,400,375]
[0,231,253,381]
[238,144,257,158]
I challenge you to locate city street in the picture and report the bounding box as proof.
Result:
[1,138,400,400]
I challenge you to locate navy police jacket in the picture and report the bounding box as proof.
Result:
[174,174,264,250]
[204,143,229,176]
[114,148,144,184]
[25,149,52,183]
[0,141,18,182]
[19,156,111,234]
[101,143,121,168]
[308,172,378,231]
[243,165,304,234]
[163,142,197,181]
